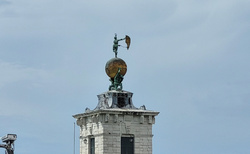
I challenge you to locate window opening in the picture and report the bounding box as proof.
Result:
[90,137,95,154]
[121,136,134,154]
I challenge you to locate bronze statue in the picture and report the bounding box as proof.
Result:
[109,68,124,91]
[106,34,131,91]
[113,34,131,58]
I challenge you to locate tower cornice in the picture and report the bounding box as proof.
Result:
[73,109,159,119]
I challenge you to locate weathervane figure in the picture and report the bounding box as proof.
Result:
[106,33,130,91]
[113,33,131,58]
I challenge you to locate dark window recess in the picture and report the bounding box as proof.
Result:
[117,97,126,108]
[90,138,95,154]
[121,137,134,154]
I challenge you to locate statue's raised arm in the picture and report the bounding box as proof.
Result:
[112,34,131,58]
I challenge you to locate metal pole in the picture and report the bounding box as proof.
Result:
[74,122,75,154]
[0,144,13,154]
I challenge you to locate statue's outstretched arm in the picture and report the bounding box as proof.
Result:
[117,38,125,41]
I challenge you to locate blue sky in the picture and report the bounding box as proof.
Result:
[1,0,250,153]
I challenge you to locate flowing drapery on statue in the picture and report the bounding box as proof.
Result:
[125,35,131,49]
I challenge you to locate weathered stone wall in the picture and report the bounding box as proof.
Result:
[77,110,157,154]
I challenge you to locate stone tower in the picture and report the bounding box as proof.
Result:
[73,34,159,154]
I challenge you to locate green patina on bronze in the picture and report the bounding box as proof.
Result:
[106,34,131,91]
[112,34,131,58]
[109,68,124,91]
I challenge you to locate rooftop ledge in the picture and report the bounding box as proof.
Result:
[73,108,159,119]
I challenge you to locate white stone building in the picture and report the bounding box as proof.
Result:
[73,90,159,154]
